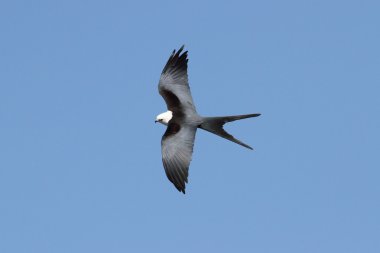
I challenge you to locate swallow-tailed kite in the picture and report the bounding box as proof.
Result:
[156,46,260,193]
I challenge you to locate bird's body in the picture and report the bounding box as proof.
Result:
[156,46,260,193]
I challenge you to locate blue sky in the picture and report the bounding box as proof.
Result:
[1,0,379,252]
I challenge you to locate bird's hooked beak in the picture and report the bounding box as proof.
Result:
[155,120,158,123]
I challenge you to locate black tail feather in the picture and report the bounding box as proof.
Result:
[199,113,260,150]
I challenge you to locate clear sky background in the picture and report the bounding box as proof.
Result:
[1,0,379,252]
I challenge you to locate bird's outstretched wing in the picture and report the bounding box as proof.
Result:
[161,123,197,193]
[158,46,197,116]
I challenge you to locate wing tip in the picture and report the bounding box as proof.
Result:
[163,159,189,194]
[173,182,187,194]
[178,44,185,53]
[161,45,188,74]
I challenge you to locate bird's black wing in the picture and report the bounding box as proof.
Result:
[161,123,197,193]
[158,46,197,116]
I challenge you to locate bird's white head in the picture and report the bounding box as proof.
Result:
[155,110,173,125]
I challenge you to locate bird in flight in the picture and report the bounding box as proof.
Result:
[156,46,260,193]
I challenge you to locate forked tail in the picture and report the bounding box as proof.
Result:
[199,113,261,150]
